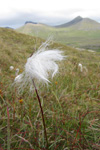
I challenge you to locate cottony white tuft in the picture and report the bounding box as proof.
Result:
[10,66,14,71]
[14,40,66,92]
[78,63,83,72]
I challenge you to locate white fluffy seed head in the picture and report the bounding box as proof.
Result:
[78,63,83,72]
[16,68,19,72]
[25,49,64,84]
[10,66,14,70]
[14,40,66,92]
[78,63,82,67]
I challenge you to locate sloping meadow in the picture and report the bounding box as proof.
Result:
[0,28,100,149]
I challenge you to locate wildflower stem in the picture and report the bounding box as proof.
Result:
[7,106,10,150]
[32,79,48,148]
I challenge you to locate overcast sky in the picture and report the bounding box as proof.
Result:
[0,0,100,28]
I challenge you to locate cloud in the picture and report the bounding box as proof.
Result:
[0,10,71,28]
[0,0,100,28]
[0,9,100,29]
[0,11,40,28]
[0,10,78,28]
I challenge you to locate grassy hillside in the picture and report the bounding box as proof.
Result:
[0,27,42,69]
[0,27,100,149]
[55,16,100,30]
[16,18,100,51]
[70,18,100,30]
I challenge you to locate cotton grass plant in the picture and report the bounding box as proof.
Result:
[9,66,14,71]
[78,63,88,75]
[14,39,65,148]
[14,40,65,92]
[78,63,83,72]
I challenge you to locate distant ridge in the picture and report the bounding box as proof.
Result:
[23,16,100,30]
[69,17,100,30]
[5,27,13,29]
[55,16,83,28]
[25,21,38,24]
[54,16,100,30]
[16,16,100,50]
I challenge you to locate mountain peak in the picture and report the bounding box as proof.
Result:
[55,16,83,28]
[75,16,83,19]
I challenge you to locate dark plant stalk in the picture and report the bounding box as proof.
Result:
[7,106,10,150]
[32,79,48,148]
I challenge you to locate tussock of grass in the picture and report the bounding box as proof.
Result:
[0,28,100,149]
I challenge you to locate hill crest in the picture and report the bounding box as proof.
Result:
[55,16,100,29]
[55,16,83,28]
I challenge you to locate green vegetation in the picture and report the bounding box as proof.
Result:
[0,28,100,149]
[16,19,100,51]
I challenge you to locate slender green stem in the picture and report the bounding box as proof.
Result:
[32,79,48,149]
